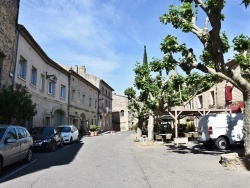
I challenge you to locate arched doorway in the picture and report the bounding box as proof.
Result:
[54,110,65,126]
[80,113,86,135]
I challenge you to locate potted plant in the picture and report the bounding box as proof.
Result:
[89,125,100,136]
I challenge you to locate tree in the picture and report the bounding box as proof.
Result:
[126,46,214,141]
[124,87,148,137]
[159,0,250,157]
[0,84,37,125]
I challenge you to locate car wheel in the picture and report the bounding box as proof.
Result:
[70,137,73,144]
[215,137,228,150]
[51,142,57,152]
[60,139,63,147]
[24,147,33,163]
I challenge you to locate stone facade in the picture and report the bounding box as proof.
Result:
[112,93,138,131]
[0,0,20,87]
[191,62,243,110]
[1,3,115,132]
[78,66,114,131]
[15,25,69,129]
[68,69,99,132]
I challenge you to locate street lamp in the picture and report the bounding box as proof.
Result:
[46,72,58,83]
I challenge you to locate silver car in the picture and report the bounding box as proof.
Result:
[0,125,33,172]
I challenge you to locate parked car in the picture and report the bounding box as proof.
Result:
[57,125,79,144]
[29,126,63,151]
[198,113,244,150]
[0,125,33,171]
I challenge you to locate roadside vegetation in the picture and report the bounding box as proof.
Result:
[125,0,250,159]
[0,83,37,125]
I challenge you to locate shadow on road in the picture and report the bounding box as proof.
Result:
[165,142,244,156]
[0,140,84,183]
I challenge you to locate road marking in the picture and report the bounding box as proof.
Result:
[0,159,37,182]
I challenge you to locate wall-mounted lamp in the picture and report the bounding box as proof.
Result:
[46,72,58,83]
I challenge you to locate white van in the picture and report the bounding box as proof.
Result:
[198,113,244,150]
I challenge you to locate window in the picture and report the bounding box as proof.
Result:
[60,85,66,99]
[18,58,27,79]
[39,74,45,91]
[45,117,50,126]
[198,95,203,108]
[89,97,92,107]
[5,128,17,140]
[95,99,97,108]
[30,66,37,86]
[82,94,85,104]
[210,91,215,105]
[78,91,80,99]
[102,87,104,93]
[120,110,124,117]
[17,128,26,139]
[105,99,107,107]
[72,89,76,100]
[48,80,55,95]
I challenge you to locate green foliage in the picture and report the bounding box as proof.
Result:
[89,124,100,131]
[235,53,250,70]
[160,2,196,33]
[241,0,250,8]
[233,34,250,51]
[124,87,136,99]
[0,84,37,124]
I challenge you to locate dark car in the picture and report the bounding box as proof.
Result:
[29,126,63,151]
[0,125,33,171]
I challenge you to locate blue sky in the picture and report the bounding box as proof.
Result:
[18,0,250,95]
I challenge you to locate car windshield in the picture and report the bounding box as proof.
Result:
[0,128,6,140]
[30,127,54,135]
[57,127,71,133]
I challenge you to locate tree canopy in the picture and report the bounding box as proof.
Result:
[0,84,37,125]
[125,0,250,157]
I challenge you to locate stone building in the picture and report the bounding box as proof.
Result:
[78,66,114,131]
[15,24,70,129]
[112,93,137,131]
[1,2,115,132]
[67,68,99,132]
[190,60,244,112]
[0,0,20,87]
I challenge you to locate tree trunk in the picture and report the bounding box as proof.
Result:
[147,111,154,141]
[244,97,250,158]
[136,117,143,137]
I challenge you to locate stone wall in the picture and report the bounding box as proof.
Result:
[112,93,138,131]
[0,0,19,86]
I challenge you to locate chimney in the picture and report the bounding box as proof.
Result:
[79,66,86,74]
[73,65,78,73]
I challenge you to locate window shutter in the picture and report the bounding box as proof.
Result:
[225,86,232,101]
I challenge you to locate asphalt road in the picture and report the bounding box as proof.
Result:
[0,131,250,188]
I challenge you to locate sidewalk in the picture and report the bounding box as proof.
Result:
[130,134,250,188]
